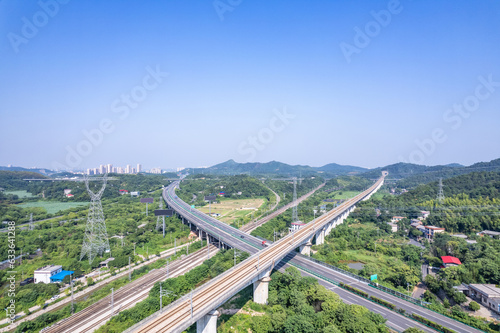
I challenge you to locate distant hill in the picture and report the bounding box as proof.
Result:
[0,165,55,175]
[315,163,367,174]
[187,160,367,177]
[0,170,48,190]
[362,158,500,188]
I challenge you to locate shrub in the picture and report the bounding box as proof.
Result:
[469,301,480,312]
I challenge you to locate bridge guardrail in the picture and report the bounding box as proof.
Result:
[296,253,427,306]
[296,253,372,284]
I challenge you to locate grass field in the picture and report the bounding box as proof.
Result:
[4,190,34,198]
[18,201,88,214]
[325,190,360,200]
[197,198,265,224]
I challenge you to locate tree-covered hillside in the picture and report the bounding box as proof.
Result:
[355,171,500,234]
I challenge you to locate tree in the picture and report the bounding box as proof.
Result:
[323,325,342,333]
[469,301,480,312]
[283,315,315,333]
[251,316,272,333]
[86,277,94,286]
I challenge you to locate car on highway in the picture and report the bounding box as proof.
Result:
[240,235,244,238]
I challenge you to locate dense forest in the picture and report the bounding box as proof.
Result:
[353,171,500,234]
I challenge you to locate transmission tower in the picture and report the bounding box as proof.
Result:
[292,178,299,223]
[29,213,34,231]
[156,197,163,231]
[437,178,445,204]
[80,174,111,264]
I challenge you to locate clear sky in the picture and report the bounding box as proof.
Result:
[1,0,499,170]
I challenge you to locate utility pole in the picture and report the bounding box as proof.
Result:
[174,238,176,255]
[71,274,74,314]
[162,216,165,238]
[167,260,169,279]
[110,288,114,316]
[128,256,131,281]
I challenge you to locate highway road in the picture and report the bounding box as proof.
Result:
[126,175,390,331]
[128,174,480,332]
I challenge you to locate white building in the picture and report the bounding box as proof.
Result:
[290,222,306,232]
[468,284,500,314]
[137,164,142,173]
[150,168,162,174]
[387,222,398,232]
[34,265,62,284]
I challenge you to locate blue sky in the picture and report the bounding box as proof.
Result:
[1,0,499,170]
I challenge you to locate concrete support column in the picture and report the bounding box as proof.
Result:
[300,241,312,256]
[315,228,325,245]
[253,276,272,304]
[196,309,219,333]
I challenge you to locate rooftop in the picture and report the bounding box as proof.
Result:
[425,226,445,230]
[469,284,500,297]
[50,270,74,282]
[479,230,500,236]
[441,256,462,265]
[35,265,62,273]
[100,257,115,265]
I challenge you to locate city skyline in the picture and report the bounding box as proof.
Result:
[1,1,500,170]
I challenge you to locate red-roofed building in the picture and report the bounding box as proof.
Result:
[441,256,462,268]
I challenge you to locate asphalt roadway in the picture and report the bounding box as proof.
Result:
[164,182,482,333]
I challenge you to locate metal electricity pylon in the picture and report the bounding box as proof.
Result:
[437,178,445,204]
[29,213,34,231]
[156,197,163,231]
[80,174,111,264]
[292,177,299,223]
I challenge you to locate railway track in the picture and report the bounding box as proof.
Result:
[132,175,385,332]
[241,182,325,233]
[43,245,218,333]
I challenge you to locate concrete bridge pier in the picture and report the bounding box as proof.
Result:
[315,228,325,245]
[300,240,313,256]
[253,276,272,304]
[196,309,219,333]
